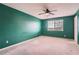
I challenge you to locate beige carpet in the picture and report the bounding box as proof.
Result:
[0,36,79,55]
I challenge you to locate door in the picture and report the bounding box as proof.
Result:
[74,15,78,44]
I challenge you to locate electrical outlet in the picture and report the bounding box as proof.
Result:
[6,40,9,43]
[64,35,66,37]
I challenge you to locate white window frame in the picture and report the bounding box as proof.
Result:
[47,20,63,31]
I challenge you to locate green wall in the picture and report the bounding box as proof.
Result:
[0,3,76,49]
[41,16,74,39]
[0,4,41,49]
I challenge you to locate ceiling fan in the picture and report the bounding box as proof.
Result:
[38,4,57,15]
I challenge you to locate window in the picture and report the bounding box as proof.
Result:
[48,20,63,31]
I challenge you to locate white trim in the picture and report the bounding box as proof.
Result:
[74,15,78,44]
[0,36,40,51]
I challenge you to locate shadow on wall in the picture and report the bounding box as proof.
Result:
[0,4,41,49]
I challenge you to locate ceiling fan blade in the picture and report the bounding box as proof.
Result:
[49,12,54,15]
[43,10,46,12]
[50,10,57,12]
[38,13,46,15]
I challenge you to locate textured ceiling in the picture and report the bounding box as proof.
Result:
[3,3,79,19]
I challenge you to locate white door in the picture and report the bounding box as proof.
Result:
[74,15,78,44]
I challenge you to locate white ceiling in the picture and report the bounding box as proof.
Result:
[3,3,79,19]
